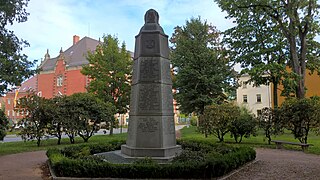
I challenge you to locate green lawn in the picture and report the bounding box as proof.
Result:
[1,126,320,156]
[180,126,320,155]
[0,133,126,156]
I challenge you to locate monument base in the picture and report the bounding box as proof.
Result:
[121,144,181,159]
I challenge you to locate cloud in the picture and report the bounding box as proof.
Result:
[9,0,234,65]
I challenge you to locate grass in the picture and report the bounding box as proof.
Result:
[180,126,320,155]
[0,133,126,156]
[1,125,320,156]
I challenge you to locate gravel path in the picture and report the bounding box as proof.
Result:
[0,147,320,179]
[226,148,320,180]
[0,151,47,180]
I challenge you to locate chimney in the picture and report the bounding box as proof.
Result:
[73,35,80,45]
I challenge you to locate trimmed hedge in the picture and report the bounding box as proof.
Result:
[47,139,255,179]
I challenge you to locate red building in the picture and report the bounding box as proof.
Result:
[38,35,99,98]
[1,76,38,124]
[1,35,99,123]
[1,35,180,124]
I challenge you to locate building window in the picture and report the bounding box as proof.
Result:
[57,76,63,87]
[8,99,10,104]
[243,95,248,103]
[7,110,10,116]
[257,109,262,116]
[12,110,15,117]
[17,110,19,116]
[256,94,262,103]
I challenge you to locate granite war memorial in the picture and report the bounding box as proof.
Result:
[121,9,181,160]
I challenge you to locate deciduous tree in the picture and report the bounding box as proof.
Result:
[0,0,36,94]
[258,107,283,145]
[199,103,240,142]
[0,109,8,141]
[64,93,114,143]
[230,107,257,143]
[279,97,320,143]
[17,92,51,146]
[215,0,320,99]
[82,35,132,135]
[170,17,236,115]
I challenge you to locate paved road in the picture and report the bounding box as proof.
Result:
[2,125,186,143]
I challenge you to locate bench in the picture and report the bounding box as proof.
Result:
[271,140,310,152]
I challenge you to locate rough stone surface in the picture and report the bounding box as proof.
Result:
[121,9,181,158]
[225,148,320,180]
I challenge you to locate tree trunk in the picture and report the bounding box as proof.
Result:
[37,137,41,147]
[272,77,279,108]
[109,121,114,135]
[288,22,305,99]
[239,135,243,143]
[57,137,61,145]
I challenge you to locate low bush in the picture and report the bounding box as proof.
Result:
[47,139,256,179]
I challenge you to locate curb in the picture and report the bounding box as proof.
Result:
[218,159,260,180]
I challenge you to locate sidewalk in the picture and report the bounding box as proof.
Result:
[0,151,47,180]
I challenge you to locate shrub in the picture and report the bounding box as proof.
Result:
[199,103,240,141]
[258,107,283,144]
[230,107,257,143]
[47,139,256,179]
[279,97,320,143]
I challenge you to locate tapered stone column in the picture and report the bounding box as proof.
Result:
[121,9,181,159]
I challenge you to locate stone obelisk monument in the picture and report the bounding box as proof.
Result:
[121,9,181,160]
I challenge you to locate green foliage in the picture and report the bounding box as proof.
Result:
[258,107,283,144]
[279,97,320,143]
[0,0,37,94]
[190,115,198,126]
[0,109,8,140]
[199,103,240,141]
[47,139,255,179]
[16,92,52,146]
[170,17,236,115]
[63,93,115,143]
[230,107,257,143]
[215,0,320,99]
[82,34,132,135]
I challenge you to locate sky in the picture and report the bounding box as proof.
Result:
[10,0,235,65]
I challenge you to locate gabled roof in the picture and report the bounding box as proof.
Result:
[7,76,37,94]
[39,37,100,71]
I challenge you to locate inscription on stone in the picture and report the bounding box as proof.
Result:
[140,58,159,81]
[138,84,161,111]
[138,118,159,133]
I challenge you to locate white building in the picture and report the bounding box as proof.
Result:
[236,74,272,116]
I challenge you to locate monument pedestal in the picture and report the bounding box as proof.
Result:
[121,145,181,158]
[121,9,181,161]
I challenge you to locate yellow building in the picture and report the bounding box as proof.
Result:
[274,69,320,107]
[237,70,320,113]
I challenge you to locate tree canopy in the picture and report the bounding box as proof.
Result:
[170,17,236,115]
[81,34,132,134]
[0,0,36,94]
[215,0,320,99]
